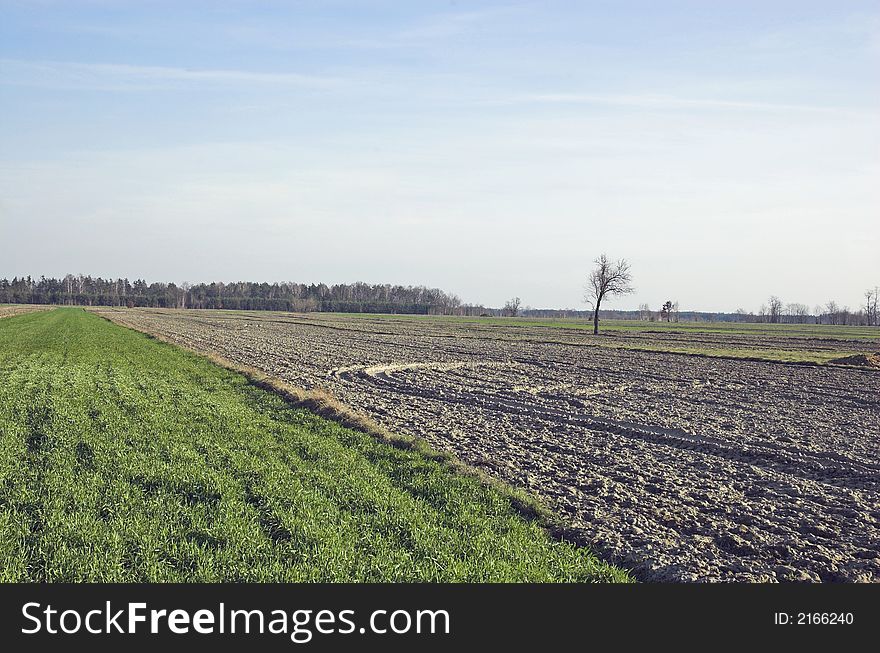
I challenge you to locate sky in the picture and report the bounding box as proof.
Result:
[1,0,878,312]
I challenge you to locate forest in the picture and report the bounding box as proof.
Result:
[0,275,469,314]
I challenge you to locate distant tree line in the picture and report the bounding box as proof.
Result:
[0,275,473,315]
[4,275,879,325]
[753,292,880,326]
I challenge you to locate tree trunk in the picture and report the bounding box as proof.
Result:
[593,299,601,335]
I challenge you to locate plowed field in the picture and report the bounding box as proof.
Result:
[96,309,880,582]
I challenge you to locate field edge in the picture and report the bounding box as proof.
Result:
[88,308,636,581]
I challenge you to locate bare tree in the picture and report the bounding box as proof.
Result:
[638,303,651,321]
[503,297,521,317]
[584,255,634,334]
[785,302,810,324]
[864,287,879,327]
[179,281,192,309]
[825,300,839,325]
[768,296,783,324]
[661,300,673,322]
[63,273,75,305]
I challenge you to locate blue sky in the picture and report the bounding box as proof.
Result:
[1,1,878,311]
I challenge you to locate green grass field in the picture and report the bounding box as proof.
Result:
[0,308,629,582]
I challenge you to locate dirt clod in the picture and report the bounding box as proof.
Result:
[829,353,880,368]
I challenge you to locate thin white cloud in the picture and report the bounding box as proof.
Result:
[0,58,344,91]
[510,92,849,114]
[395,7,521,42]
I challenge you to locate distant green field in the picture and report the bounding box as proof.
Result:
[332,313,880,340]
[0,308,628,582]
[601,343,863,365]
